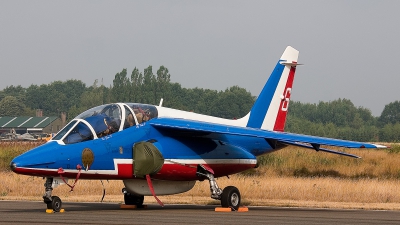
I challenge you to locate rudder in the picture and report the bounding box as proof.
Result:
[246,46,299,131]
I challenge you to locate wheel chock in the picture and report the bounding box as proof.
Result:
[215,207,232,212]
[45,209,65,213]
[215,206,248,212]
[120,204,148,209]
[238,206,248,212]
[45,209,53,214]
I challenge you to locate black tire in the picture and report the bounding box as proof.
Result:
[221,186,241,210]
[44,197,52,204]
[47,196,62,212]
[46,201,52,209]
[124,193,144,206]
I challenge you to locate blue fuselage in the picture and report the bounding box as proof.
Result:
[11,122,276,180]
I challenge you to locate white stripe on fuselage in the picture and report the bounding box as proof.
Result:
[20,158,132,175]
[165,159,257,166]
[19,158,257,175]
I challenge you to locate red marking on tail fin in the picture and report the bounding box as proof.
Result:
[273,66,296,132]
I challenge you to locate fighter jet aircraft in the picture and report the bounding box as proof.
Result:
[10,46,386,212]
[0,132,37,141]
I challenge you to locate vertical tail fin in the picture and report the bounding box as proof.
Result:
[246,46,299,131]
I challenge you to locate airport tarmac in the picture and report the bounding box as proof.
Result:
[1,201,400,225]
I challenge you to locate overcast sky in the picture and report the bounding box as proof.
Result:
[1,1,399,116]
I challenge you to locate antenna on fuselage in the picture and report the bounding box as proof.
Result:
[159,98,163,107]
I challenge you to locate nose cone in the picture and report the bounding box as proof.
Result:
[10,141,59,175]
[10,161,16,172]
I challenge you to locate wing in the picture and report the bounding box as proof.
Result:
[149,118,387,158]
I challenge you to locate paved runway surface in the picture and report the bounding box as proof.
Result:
[1,201,400,224]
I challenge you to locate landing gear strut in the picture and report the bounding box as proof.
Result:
[197,165,241,210]
[43,177,63,212]
[122,188,144,207]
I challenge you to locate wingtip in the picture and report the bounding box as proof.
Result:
[374,144,388,148]
[361,143,388,149]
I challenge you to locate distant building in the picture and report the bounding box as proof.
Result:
[0,116,63,135]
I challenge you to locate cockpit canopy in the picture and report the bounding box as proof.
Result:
[52,103,158,144]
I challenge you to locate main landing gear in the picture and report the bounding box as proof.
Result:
[197,165,241,210]
[43,177,63,212]
[122,188,145,207]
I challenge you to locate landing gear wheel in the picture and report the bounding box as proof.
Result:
[221,186,241,210]
[46,196,62,212]
[122,188,144,206]
[124,194,144,206]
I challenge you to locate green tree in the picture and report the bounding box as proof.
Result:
[380,101,400,125]
[130,67,142,103]
[0,96,29,116]
[379,123,400,142]
[155,66,171,104]
[211,86,254,119]
[25,80,86,116]
[80,80,105,109]
[142,66,156,104]
[67,105,85,121]
[0,85,26,102]
[163,83,186,109]
[60,80,87,110]
[286,99,383,141]
[112,69,130,102]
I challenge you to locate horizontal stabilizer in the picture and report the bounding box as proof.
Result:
[280,61,303,66]
[282,141,361,158]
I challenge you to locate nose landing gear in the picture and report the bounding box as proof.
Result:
[43,177,64,213]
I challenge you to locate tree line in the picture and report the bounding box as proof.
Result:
[0,66,399,142]
[286,99,400,142]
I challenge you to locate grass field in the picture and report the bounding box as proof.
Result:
[1,142,400,210]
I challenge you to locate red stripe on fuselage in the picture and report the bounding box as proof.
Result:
[152,163,255,180]
[273,66,297,132]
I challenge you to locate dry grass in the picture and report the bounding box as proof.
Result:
[0,142,41,171]
[2,142,400,210]
[251,144,400,179]
[2,172,400,210]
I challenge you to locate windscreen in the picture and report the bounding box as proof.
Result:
[53,103,157,144]
[76,104,122,121]
[52,121,77,141]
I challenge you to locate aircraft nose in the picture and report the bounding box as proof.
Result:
[10,161,17,172]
